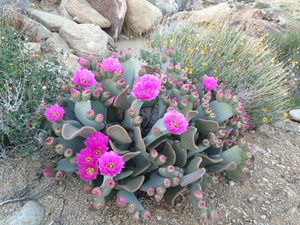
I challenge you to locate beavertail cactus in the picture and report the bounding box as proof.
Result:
[43,47,254,221]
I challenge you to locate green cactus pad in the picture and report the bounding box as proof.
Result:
[196,153,223,167]
[209,101,233,123]
[206,161,237,173]
[180,168,205,186]
[121,59,135,88]
[188,183,203,209]
[107,125,132,149]
[143,118,169,146]
[164,186,187,207]
[122,152,140,162]
[180,127,198,151]
[57,136,86,153]
[186,157,202,174]
[134,127,146,152]
[115,175,145,192]
[203,146,222,156]
[130,161,151,177]
[114,171,134,181]
[62,123,97,140]
[195,119,219,135]
[56,158,78,173]
[185,110,199,122]
[109,140,129,155]
[114,85,131,109]
[75,101,104,130]
[226,166,252,181]
[117,190,144,211]
[192,107,206,122]
[171,142,187,168]
[211,146,244,165]
[102,79,119,97]
[140,173,166,191]
[162,143,176,165]
[187,144,211,158]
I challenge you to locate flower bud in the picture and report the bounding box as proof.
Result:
[154,194,163,203]
[92,187,102,197]
[127,203,136,213]
[104,178,115,189]
[155,155,167,165]
[116,78,125,89]
[198,201,206,209]
[138,67,146,77]
[132,116,142,127]
[174,62,181,73]
[70,88,81,101]
[169,46,175,57]
[42,165,53,177]
[92,88,101,100]
[161,54,168,64]
[167,62,174,72]
[194,190,203,200]
[159,86,166,95]
[193,99,201,109]
[85,109,95,120]
[45,137,56,147]
[84,187,93,194]
[100,91,110,103]
[156,186,166,195]
[55,144,65,154]
[141,210,151,221]
[153,126,161,136]
[93,197,105,210]
[149,149,158,160]
[116,197,126,207]
[94,114,104,124]
[189,91,199,102]
[64,148,73,158]
[55,171,63,180]
[61,85,69,93]
[126,48,132,60]
[170,97,177,107]
[118,51,126,62]
[131,211,140,221]
[202,139,210,147]
[171,177,180,187]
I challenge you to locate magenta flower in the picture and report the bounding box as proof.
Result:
[44,103,65,123]
[99,57,122,73]
[77,57,89,67]
[202,75,218,91]
[85,132,109,146]
[98,151,124,177]
[73,67,96,90]
[131,74,162,101]
[77,164,99,182]
[87,142,109,158]
[42,165,53,177]
[163,110,189,134]
[76,148,98,166]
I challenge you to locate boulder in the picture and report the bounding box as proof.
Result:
[187,3,232,24]
[47,32,72,54]
[65,2,111,28]
[232,8,263,21]
[289,109,300,122]
[40,0,60,12]
[124,0,163,34]
[176,0,203,11]
[25,9,76,32]
[155,0,179,16]
[59,24,109,59]
[90,0,127,41]
[0,201,44,225]
[58,0,91,19]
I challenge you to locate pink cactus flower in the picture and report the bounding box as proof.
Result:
[202,75,218,91]
[76,148,98,166]
[99,57,122,73]
[87,142,109,158]
[78,164,99,182]
[73,67,96,90]
[42,165,53,177]
[98,151,124,177]
[163,110,189,134]
[85,132,109,146]
[131,74,162,101]
[44,103,65,123]
[77,57,89,67]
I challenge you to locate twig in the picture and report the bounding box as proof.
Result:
[0,180,57,206]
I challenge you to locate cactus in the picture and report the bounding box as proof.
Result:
[43,47,254,221]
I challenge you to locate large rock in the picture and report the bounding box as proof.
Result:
[2,5,52,42]
[91,0,127,41]
[65,2,111,28]
[124,0,162,34]
[0,201,44,225]
[25,9,76,32]
[40,0,60,12]
[59,23,109,59]
[58,0,91,20]
[232,8,263,21]
[47,33,72,54]
[187,3,232,24]
[155,0,179,16]
[289,109,300,122]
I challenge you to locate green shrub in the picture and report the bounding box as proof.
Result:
[0,24,67,154]
[139,21,292,127]
[268,26,300,107]
[254,2,271,9]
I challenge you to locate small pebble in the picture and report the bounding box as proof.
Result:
[270,217,279,223]
[157,216,162,220]
[229,181,235,186]
[261,215,267,220]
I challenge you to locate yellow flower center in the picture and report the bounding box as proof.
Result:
[52,112,59,118]
[140,90,150,94]
[80,78,87,84]
[106,162,116,170]
[170,120,179,129]
[85,157,92,163]
[94,150,102,157]
[86,167,95,175]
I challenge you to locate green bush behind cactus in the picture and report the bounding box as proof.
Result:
[0,24,67,154]
[140,21,292,127]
